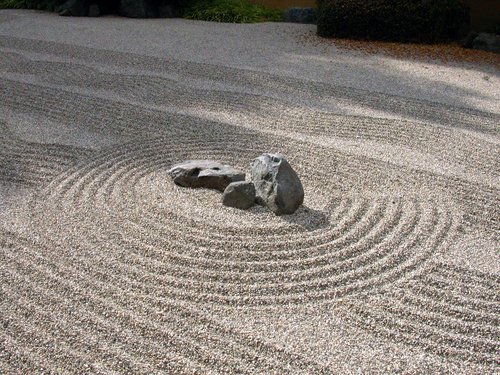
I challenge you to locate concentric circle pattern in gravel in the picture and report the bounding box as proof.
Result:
[0,10,499,374]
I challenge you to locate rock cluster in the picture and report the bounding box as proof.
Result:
[57,0,178,18]
[168,154,304,215]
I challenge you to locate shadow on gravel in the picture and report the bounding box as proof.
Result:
[277,52,499,134]
[279,206,331,231]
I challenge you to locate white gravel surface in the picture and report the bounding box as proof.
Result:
[0,9,499,374]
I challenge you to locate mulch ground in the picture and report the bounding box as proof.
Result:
[298,31,500,69]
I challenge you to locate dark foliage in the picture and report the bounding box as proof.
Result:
[0,0,181,13]
[0,0,64,10]
[180,0,282,23]
[316,0,470,43]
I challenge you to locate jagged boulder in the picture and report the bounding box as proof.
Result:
[251,154,304,215]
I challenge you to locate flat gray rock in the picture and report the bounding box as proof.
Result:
[168,160,245,192]
[251,153,304,215]
[222,181,256,210]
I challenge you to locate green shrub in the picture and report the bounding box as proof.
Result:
[181,0,283,23]
[0,0,63,10]
[316,0,470,43]
[1,0,282,23]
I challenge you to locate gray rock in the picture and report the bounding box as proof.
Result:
[88,4,100,17]
[58,0,89,16]
[283,7,315,24]
[119,0,158,18]
[251,153,304,215]
[168,160,245,192]
[159,4,177,18]
[461,31,479,48]
[472,33,500,54]
[59,8,72,16]
[222,181,256,210]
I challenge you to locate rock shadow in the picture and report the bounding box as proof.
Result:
[278,205,331,231]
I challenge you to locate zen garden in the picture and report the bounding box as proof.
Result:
[0,0,499,373]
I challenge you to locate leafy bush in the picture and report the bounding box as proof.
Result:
[0,0,63,10]
[0,0,163,14]
[0,0,282,23]
[316,0,470,43]
[181,0,283,23]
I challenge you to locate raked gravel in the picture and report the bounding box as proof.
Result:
[0,9,499,374]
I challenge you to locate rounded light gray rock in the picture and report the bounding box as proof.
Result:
[251,153,304,215]
[222,181,256,210]
[168,160,245,192]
